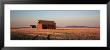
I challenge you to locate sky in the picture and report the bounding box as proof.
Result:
[10,10,100,27]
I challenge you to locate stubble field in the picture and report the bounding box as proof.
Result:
[11,28,100,40]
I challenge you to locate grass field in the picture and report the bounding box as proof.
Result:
[11,28,100,40]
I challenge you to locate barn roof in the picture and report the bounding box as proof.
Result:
[38,20,55,24]
[38,20,55,23]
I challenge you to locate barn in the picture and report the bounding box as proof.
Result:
[37,20,56,29]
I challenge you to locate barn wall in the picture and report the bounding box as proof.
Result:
[37,23,42,29]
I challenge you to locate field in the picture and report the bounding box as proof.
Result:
[11,28,100,40]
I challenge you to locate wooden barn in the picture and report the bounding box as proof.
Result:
[37,20,56,29]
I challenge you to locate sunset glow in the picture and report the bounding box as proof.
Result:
[10,10,100,27]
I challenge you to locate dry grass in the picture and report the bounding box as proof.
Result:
[11,28,100,40]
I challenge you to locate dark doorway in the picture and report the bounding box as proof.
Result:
[42,25,47,29]
[43,26,47,29]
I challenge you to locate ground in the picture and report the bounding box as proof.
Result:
[11,28,100,40]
